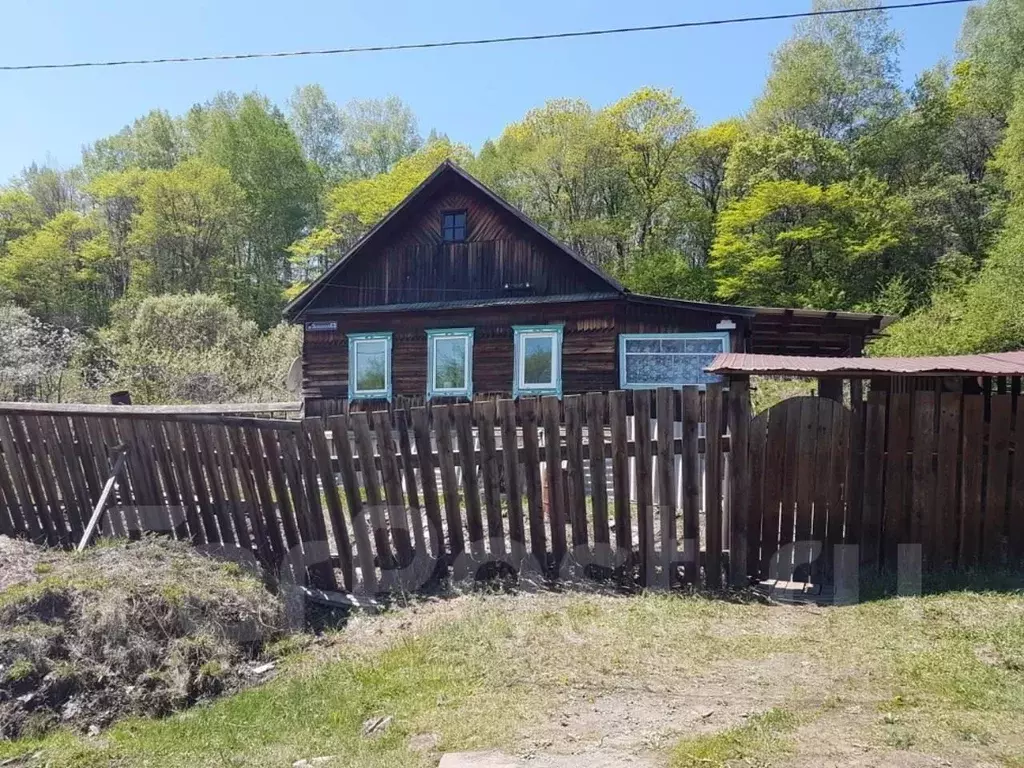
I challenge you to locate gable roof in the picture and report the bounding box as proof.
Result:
[283,160,624,320]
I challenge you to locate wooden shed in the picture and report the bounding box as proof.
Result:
[285,161,891,415]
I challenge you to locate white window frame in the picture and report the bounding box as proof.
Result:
[513,324,563,398]
[426,328,474,400]
[618,331,730,389]
[348,332,392,401]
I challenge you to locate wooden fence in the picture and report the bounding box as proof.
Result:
[0,387,737,593]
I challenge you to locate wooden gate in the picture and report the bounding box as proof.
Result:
[744,396,851,585]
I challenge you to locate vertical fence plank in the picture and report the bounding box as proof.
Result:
[934,394,962,570]
[329,414,377,594]
[542,395,567,569]
[11,416,58,545]
[499,399,525,560]
[0,424,25,537]
[197,424,235,544]
[395,410,429,561]
[292,427,337,591]
[727,380,750,587]
[704,384,724,588]
[760,403,788,578]
[776,401,802,578]
[911,393,937,568]
[519,397,546,566]
[138,418,178,538]
[680,387,701,584]
[656,388,677,588]
[960,395,985,568]
[824,403,849,584]
[151,420,188,540]
[846,381,865,548]
[586,392,609,560]
[633,389,654,587]
[453,403,485,561]
[260,428,299,552]
[433,404,465,562]
[25,415,69,545]
[608,391,631,567]
[411,407,443,560]
[1011,402,1024,564]
[51,416,91,542]
[861,394,886,568]
[351,411,394,574]
[746,413,767,581]
[984,394,1012,566]
[38,415,81,543]
[475,401,505,556]
[807,402,830,584]
[182,422,220,544]
[373,411,415,568]
[229,426,272,565]
[564,395,588,557]
[305,419,354,591]
[884,394,911,569]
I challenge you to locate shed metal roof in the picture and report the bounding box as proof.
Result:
[706,351,1024,377]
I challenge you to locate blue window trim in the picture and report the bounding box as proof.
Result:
[426,327,474,400]
[618,331,731,390]
[348,332,392,401]
[513,324,564,399]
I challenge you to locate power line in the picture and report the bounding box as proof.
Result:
[1,0,974,73]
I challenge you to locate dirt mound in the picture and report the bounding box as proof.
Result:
[0,536,285,740]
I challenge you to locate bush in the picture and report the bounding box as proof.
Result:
[0,303,78,402]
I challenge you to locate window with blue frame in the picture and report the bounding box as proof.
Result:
[427,328,473,399]
[348,332,392,400]
[513,325,563,398]
[618,332,730,389]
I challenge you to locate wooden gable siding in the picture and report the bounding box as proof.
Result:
[301,300,620,412]
[306,180,612,309]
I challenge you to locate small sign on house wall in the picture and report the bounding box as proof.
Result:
[305,320,338,332]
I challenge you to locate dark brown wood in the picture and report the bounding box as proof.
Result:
[350,411,394,572]
[372,410,415,568]
[861,394,886,568]
[181,422,220,544]
[727,381,750,586]
[805,400,829,584]
[70,415,104,512]
[395,410,429,560]
[229,425,272,563]
[655,388,677,587]
[17,416,63,545]
[959,395,985,568]
[519,397,546,564]
[475,400,505,556]
[608,391,631,563]
[984,394,1012,566]
[410,407,443,559]
[96,417,130,539]
[935,393,961,569]
[279,431,314,550]
[453,403,485,560]
[196,423,235,544]
[563,395,588,554]
[745,412,767,580]
[37,415,80,542]
[1010,399,1024,564]
[883,394,911,569]
[680,387,701,583]
[148,419,188,540]
[499,398,525,556]
[241,425,281,557]
[911,393,937,567]
[259,428,299,551]
[633,389,654,587]
[433,404,465,559]
[542,395,567,566]
[586,392,609,555]
[704,384,724,588]
[304,419,354,590]
[760,401,789,577]
[846,380,865,547]
[776,399,802,577]
[50,415,91,542]
[328,414,377,593]
[292,427,338,590]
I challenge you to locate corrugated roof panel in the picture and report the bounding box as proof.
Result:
[706,351,1024,377]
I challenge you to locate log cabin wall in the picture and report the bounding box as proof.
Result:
[306,175,611,310]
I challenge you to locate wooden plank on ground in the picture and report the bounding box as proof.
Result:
[410,407,443,559]
[542,395,567,568]
[586,392,610,562]
[608,390,631,566]
[984,394,1012,566]
[499,399,525,559]
[564,394,588,556]
[453,403,485,560]
[727,380,750,587]
[656,387,677,588]
[519,397,547,566]
[911,393,937,568]
[959,394,985,568]
[328,414,377,594]
[475,400,505,556]
[861,394,886,568]
[680,387,701,583]
[704,384,724,588]
[633,389,654,587]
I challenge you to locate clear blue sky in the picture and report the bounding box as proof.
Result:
[0,0,973,182]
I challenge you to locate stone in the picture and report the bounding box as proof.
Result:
[361,714,393,737]
[408,732,440,752]
[437,751,524,768]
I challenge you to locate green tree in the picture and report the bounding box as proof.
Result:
[681,120,746,265]
[82,110,186,177]
[751,0,903,140]
[0,189,45,251]
[710,176,910,309]
[287,84,345,181]
[337,96,423,178]
[725,126,851,195]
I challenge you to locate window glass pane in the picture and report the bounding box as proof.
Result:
[659,339,687,353]
[354,340,386,391]
[433,336,467,390]
[522,335,553,385]
[625,338,660,353]
[686,338,725,354]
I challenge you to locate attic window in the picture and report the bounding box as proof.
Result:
[442,211,467,242]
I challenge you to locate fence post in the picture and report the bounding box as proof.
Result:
[727,378,750,587]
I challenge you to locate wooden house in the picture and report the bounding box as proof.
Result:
[285,161,891,415]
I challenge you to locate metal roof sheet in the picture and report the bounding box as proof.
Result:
[706,351,1024,377]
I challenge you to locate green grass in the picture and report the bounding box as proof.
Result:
[670,708,799,768]
[2,588,1023,767]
